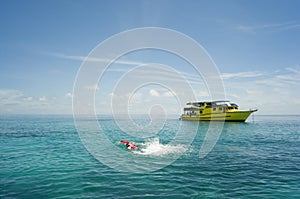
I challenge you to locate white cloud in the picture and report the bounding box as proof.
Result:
[149,89,160,97]
[128,92,143,104]
[163,91,176,97]
[286,67,300,74]
[236,21,300,33]
[24,96,33,101]
[255,67,300,87]
[65,92,73,98]
[221,71,263,80]
[39,96,47,101]
[0,89,24,105]
[51,53,146,66]
[196,91,210,97]
[0,89,75,114]
[246,89,262,95]
[51,52,209,86]
[85,84,99,90]
[222,67,300,114]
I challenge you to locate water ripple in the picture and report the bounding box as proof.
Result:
[0,115,300,198]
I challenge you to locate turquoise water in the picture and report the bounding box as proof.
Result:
[1,115,299,198]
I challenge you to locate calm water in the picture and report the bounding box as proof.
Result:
[1,115,299,198]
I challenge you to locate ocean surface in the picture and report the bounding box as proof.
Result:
[1,115,299,198]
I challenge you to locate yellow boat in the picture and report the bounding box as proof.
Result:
[180,101,257,122]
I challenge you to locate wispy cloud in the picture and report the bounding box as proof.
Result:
[52,53,145,66]
[0,89,72,114]
[236,21,300,33]
[149,89,160,97]
[255,67,300,87]
[85,84,99,91]
[65,92,73,99]
[0,89,24,106]
[221,67,300,114]
[163,90,176,97]
[221,71,263,80]
[286,67,300,74]
[50,53,220,87]
[222,67,300,88]
[39,96,47,101]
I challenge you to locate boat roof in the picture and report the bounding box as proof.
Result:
[188,100,230,103]
[212,100,230,103]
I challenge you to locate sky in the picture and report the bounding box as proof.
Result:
[0,0,300,115]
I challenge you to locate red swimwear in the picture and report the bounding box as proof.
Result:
[121,140,138,150]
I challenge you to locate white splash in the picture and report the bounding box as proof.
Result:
[134,138,186,156]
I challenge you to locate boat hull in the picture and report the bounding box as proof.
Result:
[181,110,256,122]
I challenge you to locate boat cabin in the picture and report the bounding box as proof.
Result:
[183,100,239,116]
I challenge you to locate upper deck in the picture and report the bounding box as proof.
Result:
[186,101,238,109]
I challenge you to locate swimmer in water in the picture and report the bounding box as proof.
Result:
[121,140,138,150]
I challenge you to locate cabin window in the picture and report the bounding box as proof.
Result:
[193,103,200,107]
[219,107,222,111]
[213,107,216,111]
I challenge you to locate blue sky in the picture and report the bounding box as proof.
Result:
[0,0,300,115]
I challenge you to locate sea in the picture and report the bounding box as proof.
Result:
[0,114,299,198]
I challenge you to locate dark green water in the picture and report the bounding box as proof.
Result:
[1,115,299,198]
